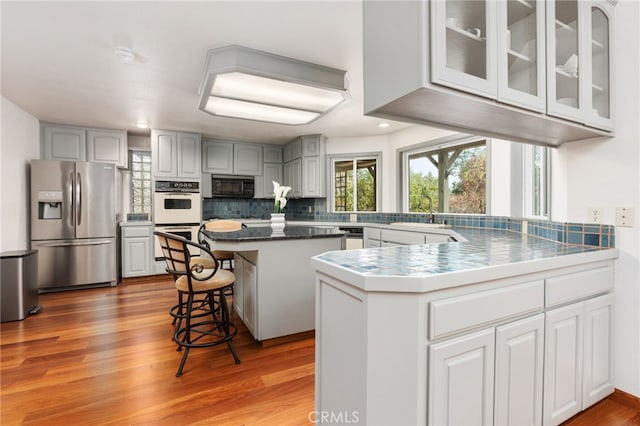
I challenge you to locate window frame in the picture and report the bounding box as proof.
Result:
[328,152,382,213]
[129,149,152,215]
[522,144,551,220]
[399,134,490,214]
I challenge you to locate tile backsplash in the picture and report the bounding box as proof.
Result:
[202,198,615,248]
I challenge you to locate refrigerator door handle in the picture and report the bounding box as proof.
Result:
[76,172,82,226]
[36,240,114,248]
[68,171,75,226]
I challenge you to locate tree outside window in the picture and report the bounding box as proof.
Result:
[333,157,378,212]
[408,141,486,214]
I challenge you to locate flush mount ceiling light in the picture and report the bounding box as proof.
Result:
[198,45,348,125]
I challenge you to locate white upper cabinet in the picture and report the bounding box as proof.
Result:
[87,129,127,168]
[233,143,263,176]
[152,129,201,179]
[431,0,498,99]
[584,1,614,131]
[546,0,614,131]
[202,139,233,174]
[263,145,283,163]
[498,0,546,112]
[282,134,326,198]
[363,0,616,146]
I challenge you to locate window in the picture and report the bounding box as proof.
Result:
[330,154,380,212]
[523,145,550,219]
[130,151,152,214]
[404,140,487,214]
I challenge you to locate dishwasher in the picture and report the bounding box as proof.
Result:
[338,226,364,250]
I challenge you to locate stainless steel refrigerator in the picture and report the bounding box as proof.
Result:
[30,159,117,290]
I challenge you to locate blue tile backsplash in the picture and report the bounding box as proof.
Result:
[202,198,615,248]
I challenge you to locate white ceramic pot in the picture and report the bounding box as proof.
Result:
[270,213,285,233]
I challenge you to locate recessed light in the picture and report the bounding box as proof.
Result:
[135,120,149,129]
[378,122,390,128]
[114,46,135,62]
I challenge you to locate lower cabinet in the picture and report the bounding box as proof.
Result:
[543,293,615,425]
[121,225,153,277]
[233,253,258,339]
[429,314,544,426]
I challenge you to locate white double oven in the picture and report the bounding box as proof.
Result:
[153,180,202,259]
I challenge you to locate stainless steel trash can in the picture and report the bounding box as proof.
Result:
[1,250,40,322]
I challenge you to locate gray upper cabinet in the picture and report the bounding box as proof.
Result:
[202,139,234,174]
[177,132,201,179]
[201,139,262,176]
[41,123,127,167]
[282,134,326,198]
[234,143,263,176]
[42,124,86,161]
[363,0,615,146]
[152,129,201,179]
[87,129,127,168]
[264,145,283,163]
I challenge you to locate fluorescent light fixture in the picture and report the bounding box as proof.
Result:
[199,45,347,125]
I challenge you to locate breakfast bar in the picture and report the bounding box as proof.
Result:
[203,225,345,342]
[311,228,619,425]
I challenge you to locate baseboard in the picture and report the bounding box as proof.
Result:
[611,388,640,410]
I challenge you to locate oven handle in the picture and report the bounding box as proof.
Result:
[157,227,194,231]
[158,192,198,197]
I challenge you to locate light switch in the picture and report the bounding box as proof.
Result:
[615,206,634,227]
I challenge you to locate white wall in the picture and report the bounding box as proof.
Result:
[0,96,40,252]
[556,0,640,397]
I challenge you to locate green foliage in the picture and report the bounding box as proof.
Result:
[409,171,439,212]
[449,149,486,213]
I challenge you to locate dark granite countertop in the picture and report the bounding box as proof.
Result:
[203,225,345,242]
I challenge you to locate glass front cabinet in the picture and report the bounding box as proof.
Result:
[546,0,614,131]
[430,0,614,131]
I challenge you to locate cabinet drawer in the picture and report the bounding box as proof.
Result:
[381,229,425,245]
[429,281,544,339]
[545,266,614,308]
[363,228,381,241]
[122,226,151,238]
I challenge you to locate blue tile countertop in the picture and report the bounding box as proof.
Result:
[311,227,618,293]
[203,225,345,242]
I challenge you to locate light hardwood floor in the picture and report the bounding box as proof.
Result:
[1,277,638,425]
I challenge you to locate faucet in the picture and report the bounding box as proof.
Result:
[421,195,435,224]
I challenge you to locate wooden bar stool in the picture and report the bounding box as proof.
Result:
[155,231,241,377]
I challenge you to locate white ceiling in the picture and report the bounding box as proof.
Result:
[1,1,418,144]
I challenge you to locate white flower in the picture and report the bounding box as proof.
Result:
[272,181,292,213]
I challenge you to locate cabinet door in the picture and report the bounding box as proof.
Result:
[583,1,614,131]
[122,236,152,277]
[243,259,258,339]
[283,143,292,163]
[262,163,282,199]
[302,135,322,156]
[302,156,324,197]
[284,159,302,198]
[546,0,586,123]
[429,328,495,426]
[263,145,283,163]
[290,138,302,160]
[497,0,546,112]
[87,129,127,168]
[544,302,584,425]
[152,130,177,177]
[495,314,544,426]
[583,293,614,408]
[42,125,86,161]
[177,132,201,179]
[431,0,498,99]
[202,140,233,174]
[233,255,245,319]
[234,143,263,176]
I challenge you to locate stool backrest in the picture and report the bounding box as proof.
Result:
[155,231,219,280]
[198,220,245,247]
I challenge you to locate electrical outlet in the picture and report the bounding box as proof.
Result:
[349,213,357,222]
[308,206,312,213]
[521,220,528,234]
[588,207,603,224]
[615,206,634,227]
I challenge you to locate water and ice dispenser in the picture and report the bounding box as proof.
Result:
[37,191,62,219]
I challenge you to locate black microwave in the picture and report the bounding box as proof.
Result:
[211,175,255,198]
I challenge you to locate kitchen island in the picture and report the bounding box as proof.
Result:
[311,228,618,425]
[203,225,344,342]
